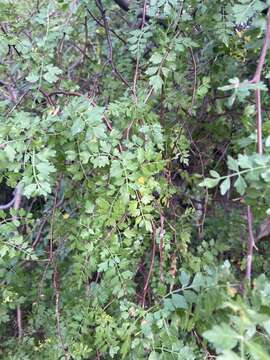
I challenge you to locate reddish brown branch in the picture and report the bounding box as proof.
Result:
[245,8,270,282]
[250,7,270,155]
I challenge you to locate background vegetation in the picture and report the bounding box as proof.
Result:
[1,0,270,358]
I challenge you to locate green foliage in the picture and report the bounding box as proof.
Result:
[1,0,270,358]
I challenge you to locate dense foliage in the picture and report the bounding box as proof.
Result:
[1,0,270,358]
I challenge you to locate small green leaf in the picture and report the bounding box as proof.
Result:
[209,170,220,178]
[199,177,220,188]
[149,74,163,92]
[227,156,239,171]
[23,184,37,198]
[171,294,188,309]
[150,53,162,64]
[26,72,39,83]
[220,177,230,195]
[234,175,247,196]
[71,118,85,136]
[217,351,242,360]
[246,341,270,360]
[179,270,190,287]
[203,324,238,351]
[265,135,270,147]
[43,65,62,83]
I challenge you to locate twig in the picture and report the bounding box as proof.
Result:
[159,214,164,283]
[49,177,62,261]
[245,8,270,282]
[87,8,126,44]
[32,217,49,249]
[5,90,30,117]
[53,264,69,359]
[188,47,197,115]
[246,205,255,281]
[132,0,147,101]
[95,0,131,89]
[250,7,270,154]
[16,304,23,340]
[141,222,156,308]
[0,185,22,211]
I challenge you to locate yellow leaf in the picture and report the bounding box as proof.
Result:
[138,176,145,185]
[63,213,70,220]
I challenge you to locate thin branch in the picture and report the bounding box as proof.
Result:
[53,264,69,359]
[0,185,22,210]
[16,304,23,340]
[246,205,255,281]
[87,9,126,44]
[250,7,270,155]
[49,177,62,261]
[95,0,131,89]
[132,0,147,101]
[141,222,156,308]
[188,46,197,115]
[245,8,270,282]
[159,214,164,283]
[5,90,30,117]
